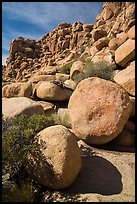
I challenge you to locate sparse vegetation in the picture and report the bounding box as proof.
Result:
[73,60,116,83]
[51,112,71,128]
[2,114,55,202]
[2,113,72,201]
[59,61,74,74]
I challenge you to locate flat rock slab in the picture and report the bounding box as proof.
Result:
[43,140,135,202]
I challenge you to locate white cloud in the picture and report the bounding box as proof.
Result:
[2,54,8,65]
[2,2,103,65]
[2,2,103,29]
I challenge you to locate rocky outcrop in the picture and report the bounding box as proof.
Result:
[68,77,132,145]
[3,3,135,83]
[2,3,135,200]
[26,125,81,189]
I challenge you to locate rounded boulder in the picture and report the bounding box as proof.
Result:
[68,77,132,145]
[26,125,81,189]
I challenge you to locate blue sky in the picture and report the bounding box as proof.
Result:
[2,2,103,65]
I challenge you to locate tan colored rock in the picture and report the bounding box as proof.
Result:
[92,29,107,42]
[2,81,33,98]
[94,37,109,51]
[127,25,135,39]
[37,101,56,116]
[91,47,115,64]
[36,81,72,101]
[115,39,135,67]
[68,77,132,145]
[108,33,128,51]
[64,79,77,90]
[116,32,128,41]
[114,61,135,96]
[70,61,86,81]
[2,97,44,119]
[113,120,135,146]
[83,24,93,32]
[26,125,81,189]
[29,74,55,83]
[55,73,69,82]
[96,20,105,27]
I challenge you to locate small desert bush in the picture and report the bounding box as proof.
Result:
[2,114,56,202]
[51,112,71,128]
[73,60,116,83]
[2,114,55,177]
[59,61,74,74]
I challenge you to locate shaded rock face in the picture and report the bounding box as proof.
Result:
[3,2,135,83]
[68,77,132,145]
[26,125,81,189]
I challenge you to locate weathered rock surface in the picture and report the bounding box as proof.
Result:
[114,61,135,96]
[127,25,135,39]
[36,81,73,101]
[2,97,44,119]
[115,39,135,67]
[68,77,132,145]
[28,74,55,83]
[26,125,81,189]
[70,60,86,81]
[37,101,56,116]
[64,79,77,90]
[2,81,33,98]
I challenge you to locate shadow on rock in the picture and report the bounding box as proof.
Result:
[62,154,123,196]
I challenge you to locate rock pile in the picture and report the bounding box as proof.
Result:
[2,2,135,198]
[2,2,135,83]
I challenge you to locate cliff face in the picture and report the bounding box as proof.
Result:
[3,2,135,82]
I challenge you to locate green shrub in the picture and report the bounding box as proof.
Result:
[2,114,56,202]
[59,61,74,74]
[73,60,116,83]
[2,114,55,177]
[51,112,71,128]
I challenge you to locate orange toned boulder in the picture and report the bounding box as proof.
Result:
[114,61,135,96]
[115,39,135,67]
[70,60,86,81]
[68,77,132,145]
[26,125,81,189]
[127,25,135,39]
[36,81,72,101]
[108,33,128,51]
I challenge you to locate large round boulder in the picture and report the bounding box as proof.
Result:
[26,125,81,189]
[68,77,132,145]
